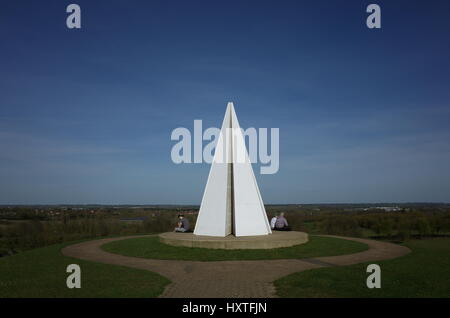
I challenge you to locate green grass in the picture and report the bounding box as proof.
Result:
[102,235,368,261]
[0,240,170,298]
[275,238,450,298]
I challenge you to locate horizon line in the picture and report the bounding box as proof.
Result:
[1,202,449,206]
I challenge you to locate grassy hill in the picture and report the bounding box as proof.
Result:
[275,238,450,297]
[0,240,170,298]
[101,235,368,261]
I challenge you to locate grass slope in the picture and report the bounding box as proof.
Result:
[102,235,368,261]
[0,241,170,298]
[275,238,450,298]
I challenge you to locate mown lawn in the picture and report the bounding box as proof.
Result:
[275,238,450,298]
[0,241,170,298]
[102,235,368,261]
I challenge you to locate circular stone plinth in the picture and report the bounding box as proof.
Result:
[158,231,308,250]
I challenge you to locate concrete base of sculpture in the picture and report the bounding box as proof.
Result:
[158,231,308,250]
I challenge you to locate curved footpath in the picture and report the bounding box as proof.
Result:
[61,235,410,298]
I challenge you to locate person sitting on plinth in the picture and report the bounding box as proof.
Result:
[270,214,278,229]
[174,214,190,232]
[273,212,291,231]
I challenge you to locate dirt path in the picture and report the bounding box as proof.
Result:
[61,235,410,298]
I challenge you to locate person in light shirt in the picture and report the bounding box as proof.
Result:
[273,212,291,231]
[270,214,278,229]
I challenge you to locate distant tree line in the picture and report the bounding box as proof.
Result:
[281,211,450,241]
[0,210,196,256]
[1,205,450,256]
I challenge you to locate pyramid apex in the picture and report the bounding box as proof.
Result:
[226,102,235,116]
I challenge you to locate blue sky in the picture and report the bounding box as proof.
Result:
[1,0,449,204]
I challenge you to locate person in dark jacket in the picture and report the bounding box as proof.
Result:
[174,214,190,232]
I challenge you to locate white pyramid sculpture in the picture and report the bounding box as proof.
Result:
[194,102,272,237]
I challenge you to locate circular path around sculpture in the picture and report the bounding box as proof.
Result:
[61,234,410,298]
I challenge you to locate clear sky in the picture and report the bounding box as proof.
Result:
[1,0,449,204]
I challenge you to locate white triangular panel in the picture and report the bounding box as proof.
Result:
[230,106,272,236]
[194,102,271,237]
[194,104,233,236]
